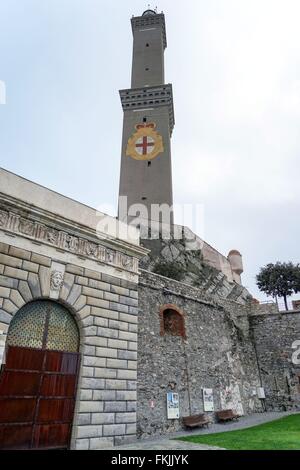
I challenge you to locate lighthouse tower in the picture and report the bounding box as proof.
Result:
[118,9,175,226]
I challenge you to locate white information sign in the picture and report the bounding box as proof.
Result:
[167,392,179,419]
[203,388,214,412]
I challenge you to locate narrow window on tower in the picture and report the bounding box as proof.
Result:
[146,43,150,47]
[143,117,147,123]
[148,161,151,167]
[145,68,149,71]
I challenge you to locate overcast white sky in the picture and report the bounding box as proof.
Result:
[0,0,299,302]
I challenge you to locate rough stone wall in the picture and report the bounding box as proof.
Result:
[0,241,139,449]
[251,310,300,411]
[140,235,251,305]
[137,270,262,438]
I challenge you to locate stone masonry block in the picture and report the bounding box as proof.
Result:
[94,367,117,379]
[79,401,104,413]
[111,285,130,296]
[78,305,91,319]
[120,279,136,290]
[104,292,119,302]
[108,320,129,331]
[10,290,25,308]
[60,273,75,301]
[104,401,127,413]
[3,299,18,315]
[88,279,110,292]
[28,273,41,298]
[96,347,117,359]
[73,295,87,312]
[84,268,102,281]
[101,273,120,286]
[4,266,28,281]
[75,276,88,286]
[89,437,114,450]
[116,391,137,401]
[109,302,128,314]
[82,366,94,378]
[119,313,137,324]
[66,264,84,276]
[128,307,138,315]
[117,370,137,380]
[0,243,9,254]
[31,253,51,267]
[80,390,93,401]
[97,327,118,339]
[91,307,118,321]
[126,402,137,412]
[77,425,103,439]
[106,359,127,369]
[0,310,12,324]
[83,345,96,356]
[75,439,89,450]
[126,423,137,435]
[9,246,31,260]
[91,413,114,425]
[0,275,18,289]
[129,290,138,299]
[87,297,109,309]
[82,286,104,299]
[78,414,91,426]
[93,317,108,328]
[127,361,137,370]
[118,331,137,342]
[81,378,105,390]
[83,356,106,368]
[17,281,32,303]
[85,337,108,347]
[116,412,136,424]
[93,390,116,401]
[0,287,10,298]
[105,379,127,390]
[84,326,97,336]
[128,342,137,351]
[103,424,126,437]
[119,296,138,307]
[0,254,22,269]
[67,284,82,306]
[117,350,137,361]
[108,338,127,350]
[39,266,51,297]
[128,324,137,333]
[22,261,39,273]
[81,315,93,327]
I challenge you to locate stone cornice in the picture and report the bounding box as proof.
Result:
[0,194,149,274]
[119,84,175,136]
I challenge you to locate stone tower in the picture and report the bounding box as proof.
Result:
[118,9,175,226]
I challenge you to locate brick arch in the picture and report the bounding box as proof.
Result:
[159,304,186,339]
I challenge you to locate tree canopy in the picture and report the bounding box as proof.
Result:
[256,262,300,310]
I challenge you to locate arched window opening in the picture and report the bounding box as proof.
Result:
[160,304,186,339]
[7,300,79,353]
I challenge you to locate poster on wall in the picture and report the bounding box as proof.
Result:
[203,388,214,412]
[167,392,180,419]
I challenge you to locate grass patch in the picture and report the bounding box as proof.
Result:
[177,414,300,450]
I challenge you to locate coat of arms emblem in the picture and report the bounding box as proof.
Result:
[126,122,164,161]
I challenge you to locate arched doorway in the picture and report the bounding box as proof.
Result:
[0,300,80,450]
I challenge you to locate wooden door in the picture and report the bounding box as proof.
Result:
[0,301,80,450]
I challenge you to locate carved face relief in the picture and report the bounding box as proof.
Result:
[50,271,64,291]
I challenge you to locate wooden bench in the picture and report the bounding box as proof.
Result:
[215,409,240,422]
[182,413,211,429]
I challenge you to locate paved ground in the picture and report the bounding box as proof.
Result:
[102,411,297,450]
